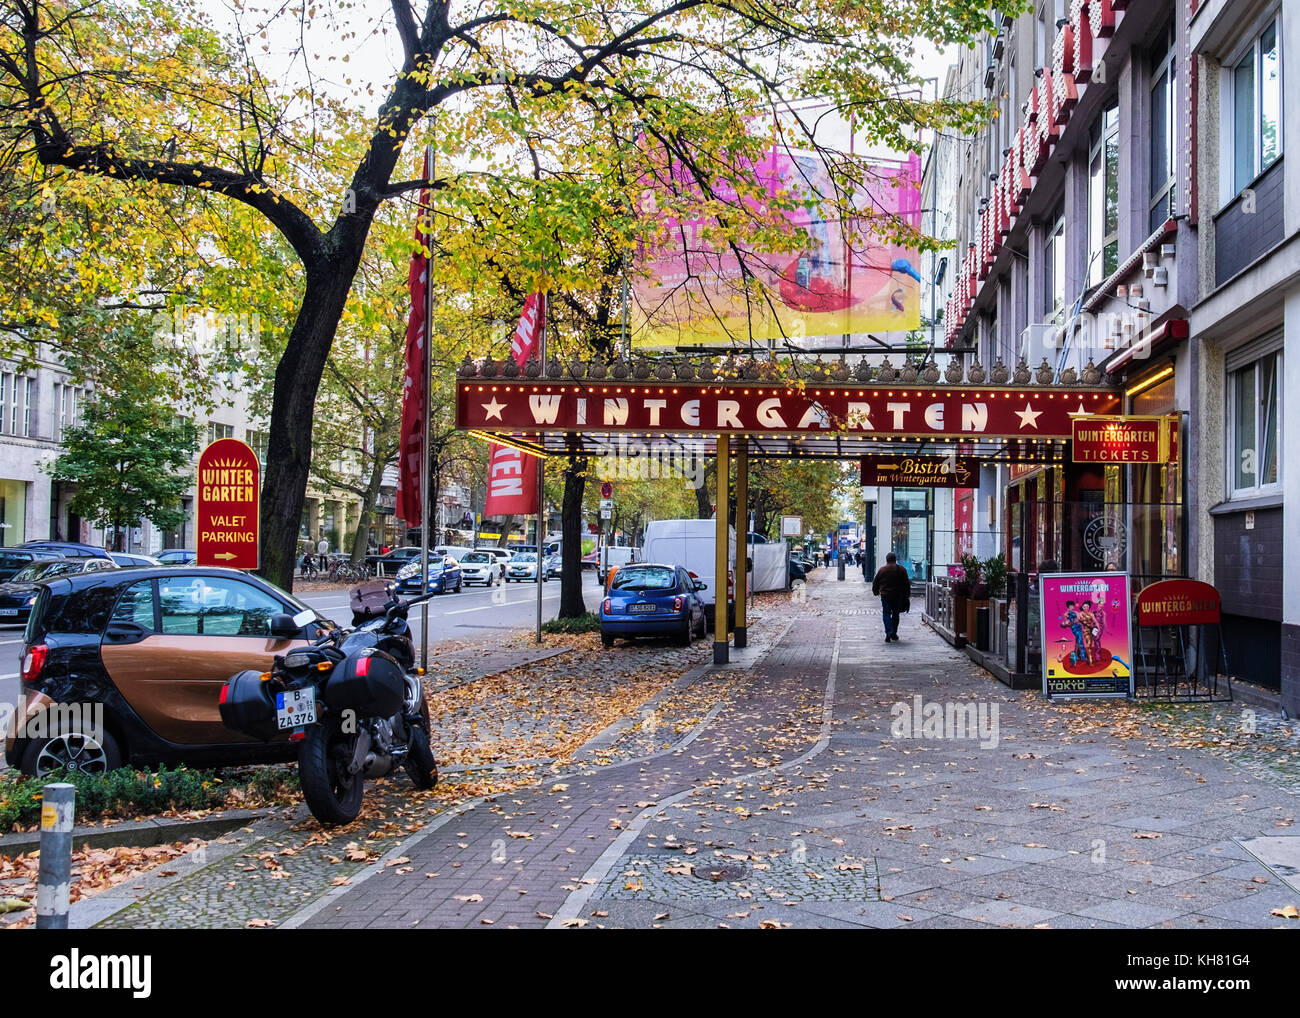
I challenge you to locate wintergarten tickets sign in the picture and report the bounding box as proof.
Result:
[1071,415,1171,463]
[457,381,1121,439]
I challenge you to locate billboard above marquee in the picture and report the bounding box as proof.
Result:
[632,147,922,348]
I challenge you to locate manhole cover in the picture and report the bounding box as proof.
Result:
[694,863,748,882]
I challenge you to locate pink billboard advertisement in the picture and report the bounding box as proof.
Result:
[1039,572,1133,698]
[632,146,922,348]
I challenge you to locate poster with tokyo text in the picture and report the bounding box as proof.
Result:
[1039,572,1133,699]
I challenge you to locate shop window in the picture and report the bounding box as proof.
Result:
[1230,18,1281,196]
[1149,21,1177,234]
[1227,346,1281,497]
[1088,102,1120,287]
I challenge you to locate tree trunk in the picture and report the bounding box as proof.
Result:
[559,453,587,618]
[259,261,364,591]
[349,453,388,564]
[494,517,516,547]
[695,459,714,520]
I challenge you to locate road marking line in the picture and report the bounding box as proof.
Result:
[445,594,562,615]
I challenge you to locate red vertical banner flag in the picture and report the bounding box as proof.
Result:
[396,153,431,529]
[483,293,546,519]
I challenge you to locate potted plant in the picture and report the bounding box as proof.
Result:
[955,554,980,640]
[982,553,1008,621]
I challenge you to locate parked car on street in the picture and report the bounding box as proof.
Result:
[600,563,707,648]
[458,550,503,586]
[394,554,462,595]
[505,552,544,582]
[18,540,113,561]
[640,519,735,629]
[0,557,120,625]
[156,549,197,566]
[0,548,63,582]
[111,553,163,568]
[544,552,563,579]
[5,566,333,776]
[367,546,422,576]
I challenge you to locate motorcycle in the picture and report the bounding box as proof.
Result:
[219,581,438,826]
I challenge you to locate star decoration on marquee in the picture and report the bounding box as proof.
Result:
[481,397,507,420]
[1015,402,1042,430]
[1067,400,1090,416]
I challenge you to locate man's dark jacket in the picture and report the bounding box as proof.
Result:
[872,563,911,610]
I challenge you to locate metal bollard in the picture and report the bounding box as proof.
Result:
[837,555,845,581]
[35,783,74,930]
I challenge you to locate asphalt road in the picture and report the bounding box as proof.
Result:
[0,573,606,741]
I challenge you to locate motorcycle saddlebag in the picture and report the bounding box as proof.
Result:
[323,650,405,718]
[219,670,280,742]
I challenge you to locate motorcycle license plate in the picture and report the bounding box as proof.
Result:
[276,688,317,730]
[628,603,656,613]
[0,609,16,616]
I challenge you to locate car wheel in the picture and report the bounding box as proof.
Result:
[675,618,692,646]
[600,632,615,648]
[22,724,123,778]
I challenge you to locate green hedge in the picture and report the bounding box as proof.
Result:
[541,612,602,634]
[0,765,299,834]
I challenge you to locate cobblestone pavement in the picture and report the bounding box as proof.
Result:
[89,572,1300,928]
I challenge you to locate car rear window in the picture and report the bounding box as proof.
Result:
[462,552,490,563]
[611,566,676,591]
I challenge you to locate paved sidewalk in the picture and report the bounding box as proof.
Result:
[90,572,1300,928]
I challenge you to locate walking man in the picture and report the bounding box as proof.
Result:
[871,552,910,644]
[316,534,329,571]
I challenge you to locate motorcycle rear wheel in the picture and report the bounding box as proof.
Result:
[299,725,365,827]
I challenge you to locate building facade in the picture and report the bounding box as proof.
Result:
[937,0,1295,704]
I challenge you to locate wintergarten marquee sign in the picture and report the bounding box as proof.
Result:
[456,381,1122,440]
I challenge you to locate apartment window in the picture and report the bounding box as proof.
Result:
[22,377,32,438]
[1231,19,1281,194]
[1088,102,1120,286]
[1149,21,1177,234]
[207,421,234,444]
[1227,344,1281,497]
[1044,206,1066,324]
[0,374,8,436]
[245,429,269,465]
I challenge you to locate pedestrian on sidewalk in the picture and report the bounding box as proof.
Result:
[871,552,910,643]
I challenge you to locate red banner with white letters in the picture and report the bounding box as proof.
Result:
[396,152,431,530]
[483,294,545,518]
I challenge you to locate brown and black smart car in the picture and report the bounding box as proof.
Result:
[4,567,336,777]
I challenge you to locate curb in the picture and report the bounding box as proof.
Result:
[0,808,274,858]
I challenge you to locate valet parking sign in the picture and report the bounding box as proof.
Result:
[196,438,260,569]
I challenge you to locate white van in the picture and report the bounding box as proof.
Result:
[600,545,636,583]
[433,545,476,561]
[640,519,735,629]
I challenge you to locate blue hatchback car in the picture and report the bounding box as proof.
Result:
[395,554,462,595]
[600,563,707,648]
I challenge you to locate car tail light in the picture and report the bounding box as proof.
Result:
[355,654,371,677]
[218,682,230,705]
[602,598,612,615]
[673,596,683,611]
[21,644,47,683]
